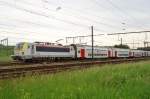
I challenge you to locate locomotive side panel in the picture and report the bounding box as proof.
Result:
[33,45,74,58]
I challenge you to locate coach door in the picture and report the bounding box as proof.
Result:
[115,51,117,58]
[108,50,111,58]
[129,52,132,57]
[31,45,34,55]
[80,49,85,59]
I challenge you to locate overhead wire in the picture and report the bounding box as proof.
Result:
[0,22,67,41]
[43,0,123,23]
[93,0,148,44]
[93,0,148,33]
[21,0,113,31]
[1,0,149,46]
[106,0,145,29]
[0,1,106,33]
[0,31,48,41]
[0,16,70,31]
[107,30,150,35]
[40,0,120,30]
[40,0,118,31]
[0,22,53,38]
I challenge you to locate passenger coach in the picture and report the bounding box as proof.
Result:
[75,45,109,59]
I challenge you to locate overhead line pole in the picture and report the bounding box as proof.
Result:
[91,26,94,59]
[66,33,104,45]
[0,38,8,55]
[108,30,150,48]
[121,38,123,45]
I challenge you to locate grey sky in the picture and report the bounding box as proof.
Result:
[0,0,150,48]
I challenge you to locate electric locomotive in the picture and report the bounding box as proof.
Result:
[11,42,75,61]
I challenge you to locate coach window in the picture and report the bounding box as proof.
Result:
[78,50,80,53]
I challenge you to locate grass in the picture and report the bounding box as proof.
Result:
[0,56,12,62]
[0,61,150,99]
[0,46,13,62]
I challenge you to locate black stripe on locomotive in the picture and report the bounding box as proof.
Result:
[36,46,70,52]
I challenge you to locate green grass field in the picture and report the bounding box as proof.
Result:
[0,46,13,62]
[0,61,150,99]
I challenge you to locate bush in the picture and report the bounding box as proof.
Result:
[114,44,130,49]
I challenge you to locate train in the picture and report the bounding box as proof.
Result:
[11,42,150,61]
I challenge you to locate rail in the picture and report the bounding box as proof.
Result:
[0,58,149,79]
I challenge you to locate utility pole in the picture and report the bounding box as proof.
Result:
[66,33,104,45]
[66,37,76,44]
[0,38,8,55]
[1,38,8,46]
[121,38,123,45]
[6,38,8,56]
[125,42,140,49]
[79,37,82,44]
[133,40,135,49]
[107,30,150,48]
[65,37,67,44]
[91,26,94,59]
[144,41,150,48]
[73,37,75,44]
[145,33,148,41]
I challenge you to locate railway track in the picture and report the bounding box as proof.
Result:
[0,59,99,66]
[0,59,119,67]
[0,58,149,79]
[0,61,33,66]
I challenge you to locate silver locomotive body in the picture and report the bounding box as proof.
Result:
[12,42,75,61]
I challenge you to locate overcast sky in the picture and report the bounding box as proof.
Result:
[0,0,150,48]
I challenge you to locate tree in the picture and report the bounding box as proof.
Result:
[0,44,3,47]
[137,47,150,51]
[114,44,130,49]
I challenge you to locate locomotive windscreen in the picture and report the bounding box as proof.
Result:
[36,46,70,52]
[15,43,24,50]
